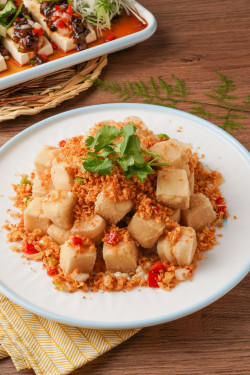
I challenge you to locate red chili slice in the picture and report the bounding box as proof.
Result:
[67,3,72,14]
[24,243,38,255]
[72,236,83,246]
[41,54,48,60]
[54,5,60,10]
[105,33,115,42]
[32,28,39,34]
[218,205,227,214]
[57,20,65,28]
[51,41,58,49]
[150,262,165,273]
[106,232,118,245]
[37,28,44,36]
[47,267,58,276]
[58,140,66,147]
[148,271,159,288]
[216,197,224,205]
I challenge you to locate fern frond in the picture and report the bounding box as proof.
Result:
[212,71,237,102]
[242,94,250,105]
[171,74,191,98]
[149,77,159,95]
[94,72,249,133]
[158,77,173,98]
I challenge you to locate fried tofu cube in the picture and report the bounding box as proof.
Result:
[158,226,197,266]
[103,239,138,273]
[188,171,195,194]
[71,215,106,241]
[47,224,70,245]
[156,169,190,209]
[24,197,51,234]
[95,192,133,224]
[149,139,189,172]
[34,145,56,175]
[42,190,77,229]
[181,193,216,231]
[60,239,96,275]
[123,116,149,136]
[169,209,181,223]
[32,174,54,197]
[51,162,74,191]
[128,214,165,248]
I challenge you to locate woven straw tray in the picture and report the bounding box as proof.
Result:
[0,55,108,122]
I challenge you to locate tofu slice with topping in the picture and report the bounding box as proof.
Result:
[128,214,165,248]
[23,0,96,53]
[181,193,216,231]
[95,192,133,224]
[34,145,57,175]
[0,53,7,72]
[3,22,53,66]
[47,223,70,245]
[156,169,190,209]
[51,162,74,191]
[42,190,77,229]
[103,239,138,273]
[149,139,190,173]
[60,237,96,275]
[158,227,197,266]
[71,215,106,241]
[24,197,51,234]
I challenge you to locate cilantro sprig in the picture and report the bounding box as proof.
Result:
[82,124,169,182]
[0,1,23,30]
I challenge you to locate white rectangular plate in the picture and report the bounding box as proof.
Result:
[0,0,157,90]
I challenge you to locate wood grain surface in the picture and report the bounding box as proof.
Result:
[0,0,249,374]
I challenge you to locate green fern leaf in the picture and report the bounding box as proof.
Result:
[171,74,191,98]
[149,77,159,95]
[158,77,173,97]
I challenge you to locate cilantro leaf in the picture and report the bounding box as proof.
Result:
[136,164,154,182]
[82,122,170,182]
[119,123,136,157]
[124,164,154,182]
[85,125,120,152]
[82,158,113,175]
[88,146,115,158]
[119,124,139,157]
[117,154,136,171]
[0,1,16,25]
[121,134,145,165]
[85,136,95,150]
[121,123,136,137]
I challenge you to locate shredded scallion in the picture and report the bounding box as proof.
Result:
[72,0,144,34]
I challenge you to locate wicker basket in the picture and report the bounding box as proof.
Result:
[0,55,108,122]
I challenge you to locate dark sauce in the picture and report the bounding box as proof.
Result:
[40,0,88,51]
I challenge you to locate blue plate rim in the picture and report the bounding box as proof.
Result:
[0,103,249,329]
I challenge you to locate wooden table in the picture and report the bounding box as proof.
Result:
[0,0,249,373]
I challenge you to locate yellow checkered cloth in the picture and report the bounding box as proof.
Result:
[0,294,139,374]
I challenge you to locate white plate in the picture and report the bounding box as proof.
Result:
[0,0,156,90]
[0,103,249,329]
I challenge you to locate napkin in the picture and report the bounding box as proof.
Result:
[0,294,139,375]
